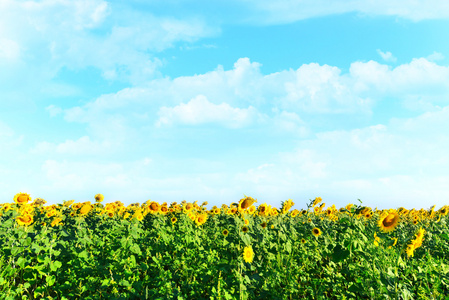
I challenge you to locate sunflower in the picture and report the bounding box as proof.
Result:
[291,209,299,217]
[260,222,267,229]
[244,219,249,225]
[378,210,400,233]
[258,203,268,215]
[94,194,104,203]
[133,211,144,221]
[406,243,415,257]
[14,193,31,205]
[222,229,229,236]
[242,226,249,233]
[301,238,306,244]
[33,198,46,205]
[248,205,257,214]
[312,227,321,237]
[439,206,448,216]
[171,217,177,224]
[312,197,322,206]
[243,245,254,263]
[238,196,257,211]
[148,201,160,213]
[184,202,193,211]
[79,203,92,215]
[2,203,11,212]
[160,205,168,215]
[16,214,33,226]
[195,213,208,226]
[51,217,63,227]
[63,200,75,207]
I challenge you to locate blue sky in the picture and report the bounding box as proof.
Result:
[1,0,449,209]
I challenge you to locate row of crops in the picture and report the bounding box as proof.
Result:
[1,193,449,299]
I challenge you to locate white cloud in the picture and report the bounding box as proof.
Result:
[156,95,265,128]
[0,0,218,87]
[377,49,397,62]
[427,51,445,62]
[241,0,449,24]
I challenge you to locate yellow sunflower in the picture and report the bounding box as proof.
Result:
[16,214,34,226]
[312,197,322,206]
[51,217,63,227]
[243,245,254,263]
[378,210,400,233]
[148,201,160,213]
[94,194,104,203]
[171,217,177,224]
[79,203,92,215]
[195,213,208,226]
[312,227,322,237]
[242,226,249,233]
[222,229,229,236]
[14,193,31,205]
[258,203,269,216]
[238,196,257,211]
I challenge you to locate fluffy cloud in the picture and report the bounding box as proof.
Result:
[0,0,218,88]
[156,95,266,128]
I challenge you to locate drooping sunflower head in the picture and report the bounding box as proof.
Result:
[14,193,31,205]
[238,196,257,210]
[312,197,322,207]
[378,210,400,233]
[243,245,254,263]
[33,198,46,206]
[312,227,322,237]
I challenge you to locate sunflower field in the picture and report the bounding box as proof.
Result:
[1,193,449,299]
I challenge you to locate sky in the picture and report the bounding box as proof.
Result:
[1,0,449,209]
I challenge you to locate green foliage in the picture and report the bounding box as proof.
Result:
[0,199,448,299]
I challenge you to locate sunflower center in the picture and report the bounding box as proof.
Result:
[18,195,28,203]
[241,199,251,209]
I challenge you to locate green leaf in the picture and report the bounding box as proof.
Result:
[50,260,62,272]
[46,275,56,286]
[16,257,26,269]
[78,251,88,259]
